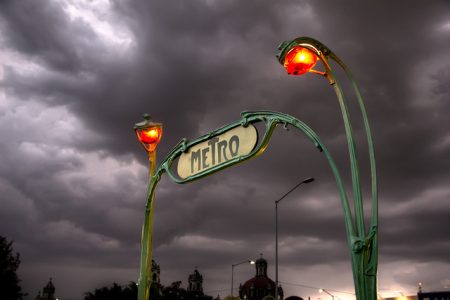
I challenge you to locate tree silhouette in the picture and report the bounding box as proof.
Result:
[84,280,214,300]
[84,282,137,300]
[0,236,24,300]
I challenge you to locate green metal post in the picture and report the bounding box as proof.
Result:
[276,37,378,300]
[134,116,163,300]
[137,151,157,300]
[134,110,360,300]
[134,38,379,300]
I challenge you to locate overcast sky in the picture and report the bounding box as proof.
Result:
[1,1,450,299]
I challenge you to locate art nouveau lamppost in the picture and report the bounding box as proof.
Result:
[135,114,163,176]
[134,114,163,300]
[276,37,378,300]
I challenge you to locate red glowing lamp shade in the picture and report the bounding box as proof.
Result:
[283,46,318,75]
[135,126,162,152]
[140,127,161,144]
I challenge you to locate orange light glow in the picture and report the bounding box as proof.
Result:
[142,128,161,143]
[283,46,318,75]
[138,127,162,148]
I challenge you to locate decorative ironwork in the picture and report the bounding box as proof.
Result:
[137,110,356,300]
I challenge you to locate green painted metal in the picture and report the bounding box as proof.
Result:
[136,36,378,300]
[136,110,357,300]
[277,36,378,300]
[137,150,156,300]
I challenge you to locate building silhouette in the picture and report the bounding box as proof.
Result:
[284,297,304,300]
[151,259,163,298]
[239,256,283,300]
[35,278,56,300]
[188,268,204,294]
[186,267,212,300]
[418,291,450,300]
[150,260,212,300]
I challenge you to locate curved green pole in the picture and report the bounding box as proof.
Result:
[332,58,379,288]
[137,151,159,300]
[136,111,357,300]
[335,58,378,300]
[316,41,378,300]
[137,171,159,300]
[277,37,378,300]
[323,69,368,300]
[327,45,378,254]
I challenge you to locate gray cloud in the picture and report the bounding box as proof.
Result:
[1,0,450,299]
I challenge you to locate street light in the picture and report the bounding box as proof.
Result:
[231,260,255,298]
[134,114,163,300]
[134,114,163,175]
[275,177,314,300]
[282,46,318,75]
[319,288,336,300]
[276,37,378,300]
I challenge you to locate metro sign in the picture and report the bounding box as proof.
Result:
[177,124,258,179]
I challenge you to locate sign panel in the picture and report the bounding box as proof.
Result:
[177,124,258,179]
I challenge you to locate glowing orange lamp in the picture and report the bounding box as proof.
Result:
[283,46,318,75]
[134,114,163,300]
[134,114,163,153]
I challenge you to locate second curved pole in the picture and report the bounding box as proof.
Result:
[277,36,378,300]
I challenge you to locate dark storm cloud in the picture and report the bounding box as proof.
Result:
[0,0,99,73]
[1,0,450,299]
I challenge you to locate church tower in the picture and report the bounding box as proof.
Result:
[151,259,161,285]
[36,278,55,300]
[239,255,283,300]
[150,259,163,298]
[255,257,268,277]
[188,267,204,294]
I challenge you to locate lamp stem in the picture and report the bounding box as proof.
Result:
[149,151,156,181]
[138,150,158,300]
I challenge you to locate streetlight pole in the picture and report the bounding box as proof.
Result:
[275,177,314,300]
[319,288,336,300]
[134,115,163,300]
[231,260,255,298]
[276,36,378,300]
